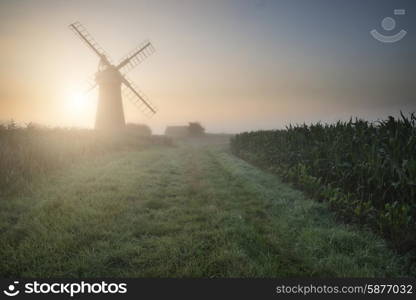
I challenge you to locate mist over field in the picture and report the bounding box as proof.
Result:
[0,0,415,279]
[1,0,415,133]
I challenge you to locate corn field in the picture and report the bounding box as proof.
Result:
[231,114,416,255]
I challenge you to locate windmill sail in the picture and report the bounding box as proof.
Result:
[84,73,97,93]
[69,22,112,65]
[117,40,155,73]
[121,76,157,117]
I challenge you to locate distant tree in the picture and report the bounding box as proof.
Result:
[25,122,45,130]
[7,119,18,130]
[188,122,205,137]
[125,123,152,136]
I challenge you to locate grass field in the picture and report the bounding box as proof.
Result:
[0,137,412,277]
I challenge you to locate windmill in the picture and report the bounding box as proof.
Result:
[69,22,157,130]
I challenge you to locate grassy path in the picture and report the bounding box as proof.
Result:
[0,142,408,277]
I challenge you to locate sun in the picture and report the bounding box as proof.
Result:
[63,88,97,127]
[66,91,89,114]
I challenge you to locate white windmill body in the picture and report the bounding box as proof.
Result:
[95,66,125,129]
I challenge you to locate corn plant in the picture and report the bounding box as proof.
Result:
[231,113,416,254]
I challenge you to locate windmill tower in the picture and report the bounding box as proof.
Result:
[69,22,157,130]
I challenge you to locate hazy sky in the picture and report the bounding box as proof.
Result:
[1,0,415,133]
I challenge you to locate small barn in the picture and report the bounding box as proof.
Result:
[164,126,190,137]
